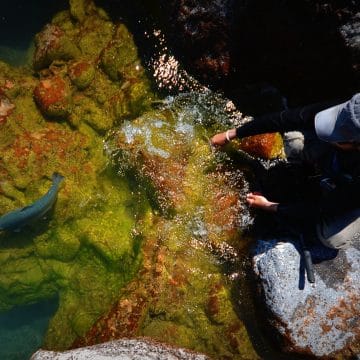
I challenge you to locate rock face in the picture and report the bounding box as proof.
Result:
[253,239,360,358]
[31,338,210,360]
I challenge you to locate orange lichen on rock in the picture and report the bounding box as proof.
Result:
[238,132,284,159]
[34,75,72,118]
[4,123,89,173]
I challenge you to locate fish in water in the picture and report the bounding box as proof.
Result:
[0,173,64,231]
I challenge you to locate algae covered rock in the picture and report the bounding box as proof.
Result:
[33,24,81,71]
[32,0,153,128]
[0,0,155,351]
[74,92,259,359]
[100,24,142,83]
[68,60,95,90]
[33,75,72,118]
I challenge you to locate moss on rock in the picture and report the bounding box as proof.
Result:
[75,95,259,359]
[0,0,154,350]
[33,24,81,71]
[68,60,95,90]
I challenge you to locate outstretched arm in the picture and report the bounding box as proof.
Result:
[246,192,279,212]
[211,99,341,147]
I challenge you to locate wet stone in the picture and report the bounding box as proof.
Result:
[31,338,210,360]
[252,239,360,358]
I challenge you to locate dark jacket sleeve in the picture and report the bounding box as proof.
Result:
[236,100,342,139]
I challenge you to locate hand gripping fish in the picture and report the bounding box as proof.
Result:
[0,173,64,231]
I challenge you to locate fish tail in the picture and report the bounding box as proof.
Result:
[52,172,65,184]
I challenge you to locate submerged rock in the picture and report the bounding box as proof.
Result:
[72,92,259,359]
[253,239,360,358]
[34,75,72,118]
[31,338,210,359]
[33,24,81,71]
[0,0,154,351]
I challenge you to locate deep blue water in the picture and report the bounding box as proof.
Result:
[0,298,58,360]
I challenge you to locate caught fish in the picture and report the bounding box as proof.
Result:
[0,173,64,231]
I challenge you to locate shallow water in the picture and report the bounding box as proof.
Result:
[0,3,69,359]
[0,1,289,359]
[0,299,58,360]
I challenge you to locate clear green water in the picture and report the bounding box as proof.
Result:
[0,298,58,360]
[0,2,68,359]
[0,0,278,360]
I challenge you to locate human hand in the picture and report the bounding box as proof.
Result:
[246,192,279,212]
[210,129,237,147]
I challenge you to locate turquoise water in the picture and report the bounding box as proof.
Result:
[0,298,58,360]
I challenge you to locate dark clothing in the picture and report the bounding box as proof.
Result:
[235,101,360,228]
[235,101,338,138]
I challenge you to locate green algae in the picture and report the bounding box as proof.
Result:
[0,1,282,358]
[101,96,259,358]
[68,60,96,90]
[0,0,154,350]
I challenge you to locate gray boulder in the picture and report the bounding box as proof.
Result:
[253,238,360,358]
[30,338,210,360]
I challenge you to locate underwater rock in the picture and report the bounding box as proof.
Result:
[33,24,81,71]
[72,94,259,359]
[0,0,154,351]
[33,75,72,118]
[31,338,210,359]
[253,239,360,358]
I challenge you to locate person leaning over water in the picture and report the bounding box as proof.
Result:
[211,93,360,249]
